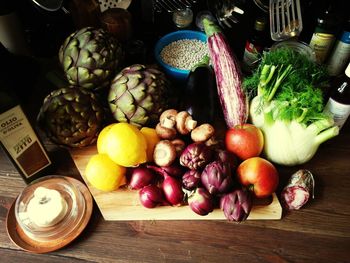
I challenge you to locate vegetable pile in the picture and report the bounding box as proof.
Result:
[48,18,334,222]
[244,47,339,166]
[125,109,254,221]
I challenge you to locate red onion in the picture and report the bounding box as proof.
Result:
[147,163,185,178]
[162,174,184,206]
[129,166,156,190]
[188,188,214,216]
[139,185,165,208]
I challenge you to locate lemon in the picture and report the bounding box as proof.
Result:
[140,127,160,162]
[104,123,147,167]
[85,153,126,192]
[97,123,117,154]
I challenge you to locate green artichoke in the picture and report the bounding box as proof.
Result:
[59,27,123,90]
[37,87,105,148]
[108,64,170,127]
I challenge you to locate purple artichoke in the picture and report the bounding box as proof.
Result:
[182,170,202,190]
[188,188,214,216]
[220,189,252,222]
[201,160,233,195]
[215,149,238,171]
[179,143,212,170]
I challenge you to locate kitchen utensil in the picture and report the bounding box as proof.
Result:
[269,0,303,41]
[98,0,132,12]
[31,0,69,13]
[207,0,244,28]
[153,0,195,13]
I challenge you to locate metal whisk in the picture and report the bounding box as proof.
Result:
[207,0,245,28]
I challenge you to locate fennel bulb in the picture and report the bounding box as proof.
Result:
[246,48,339,166]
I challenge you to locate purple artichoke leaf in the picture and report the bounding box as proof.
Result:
[201,160,233,195]
[220,189,252,222]
[179,143,213,170]
[182,169,202,190]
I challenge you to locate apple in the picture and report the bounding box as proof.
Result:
[225,124,264,160]
[237,157,279,198]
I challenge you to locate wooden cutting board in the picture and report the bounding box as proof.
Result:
[70,146,282,220]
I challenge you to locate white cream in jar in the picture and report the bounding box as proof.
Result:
[23,186,68,227]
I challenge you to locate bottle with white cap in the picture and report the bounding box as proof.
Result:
[324,62,350,130]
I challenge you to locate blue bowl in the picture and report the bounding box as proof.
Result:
[154,30,207,83]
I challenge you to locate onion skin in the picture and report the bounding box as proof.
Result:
[162,175,184,206]
[147,164,185,179]
[188,188,214,216]
[129,166,156,190]
[139,185,165,208]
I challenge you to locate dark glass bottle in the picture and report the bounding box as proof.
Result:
[0,90,52,183]
[324,62,350,130]
[0,44,52,184]
[242,17,267,74]
[309,1,341,63]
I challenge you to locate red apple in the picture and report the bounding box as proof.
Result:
[237,157,279,198]
[225,124,264,160]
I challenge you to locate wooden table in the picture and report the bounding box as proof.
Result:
[1,117,349,262]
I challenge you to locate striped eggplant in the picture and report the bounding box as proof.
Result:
[202,18,248,128]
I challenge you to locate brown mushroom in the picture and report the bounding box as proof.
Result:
[171,138,186,157]
[155,123,177,140]
[191,123,215,142]
[176,111,197,135]
[159,109,178,128]
[153,140,177,167]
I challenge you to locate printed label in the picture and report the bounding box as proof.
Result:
[0,106,51,178]
[310,33,336,63]
[243,41,262,70]
[324,98,350,129]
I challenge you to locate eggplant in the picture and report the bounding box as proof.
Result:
[203,18,249,127]
[179,56,219,125]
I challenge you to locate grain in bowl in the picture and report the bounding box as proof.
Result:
[160,39,208,70]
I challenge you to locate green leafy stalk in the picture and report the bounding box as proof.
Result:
[244,47,329,125]
[266,64,293,102]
